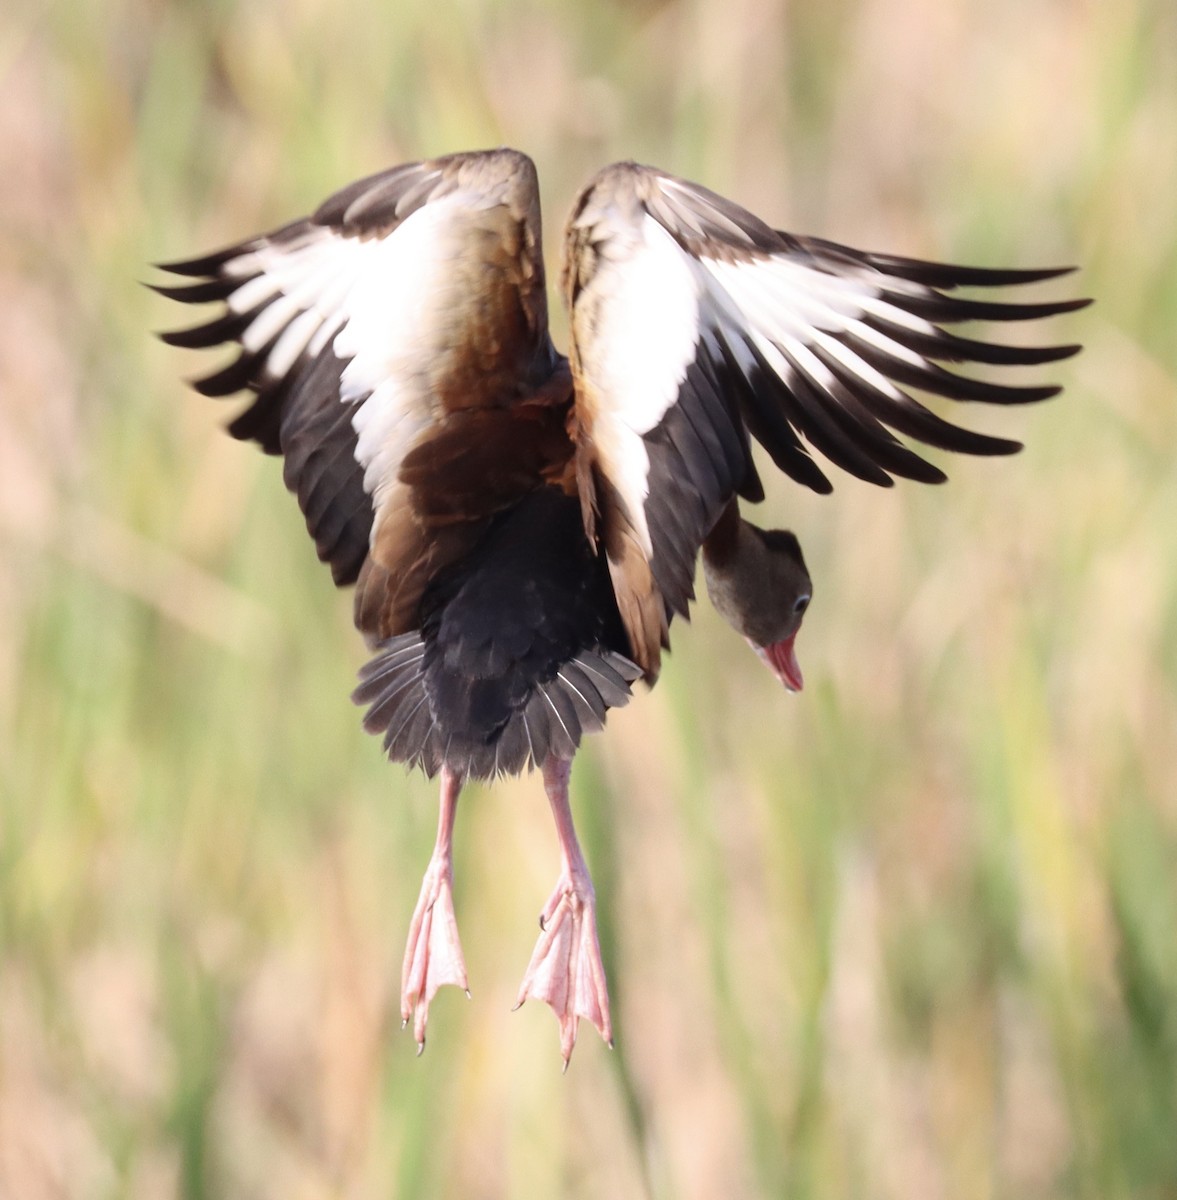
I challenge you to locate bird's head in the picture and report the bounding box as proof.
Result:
[702,517,811,693]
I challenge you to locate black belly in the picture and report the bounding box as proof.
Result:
[352,488,639,779]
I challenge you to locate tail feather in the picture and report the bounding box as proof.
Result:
[352,638,638,780]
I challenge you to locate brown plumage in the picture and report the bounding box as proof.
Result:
[156,147,1087,1064]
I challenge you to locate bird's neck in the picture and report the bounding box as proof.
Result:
[701,497,743,571]
[701,502,765,639]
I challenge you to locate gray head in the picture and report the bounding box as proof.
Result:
[702,519,812,691]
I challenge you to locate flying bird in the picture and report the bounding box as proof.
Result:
[156,148,1085,1065]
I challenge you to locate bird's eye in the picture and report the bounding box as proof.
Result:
[793,593,811,615]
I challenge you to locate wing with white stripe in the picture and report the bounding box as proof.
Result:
[156,148,563,597]
[564,161,1087,677]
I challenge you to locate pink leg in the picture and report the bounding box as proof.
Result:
[401,765,469,1053]
[515,755,613,1067]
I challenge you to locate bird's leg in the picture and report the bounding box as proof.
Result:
[514,755,613,1067]
[401,765,468,1053]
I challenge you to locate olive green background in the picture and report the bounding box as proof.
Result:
[2,0,1175,1196]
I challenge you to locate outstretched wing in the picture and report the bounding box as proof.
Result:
[564,161,1087,677]
[156,148,571,637]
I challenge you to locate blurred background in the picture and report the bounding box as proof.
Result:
[2,0,1175,1196]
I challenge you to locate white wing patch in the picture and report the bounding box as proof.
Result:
[207,194,481,511]
[700,253,940,402]
[582,216,701,554]
[703,255,863,336]
[336,197,471,505]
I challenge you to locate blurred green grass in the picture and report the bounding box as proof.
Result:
[2,0,1176,1196]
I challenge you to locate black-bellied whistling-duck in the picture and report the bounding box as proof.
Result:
[156,148,1085,1065]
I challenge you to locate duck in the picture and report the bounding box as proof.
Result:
[156,147,1085,1065]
